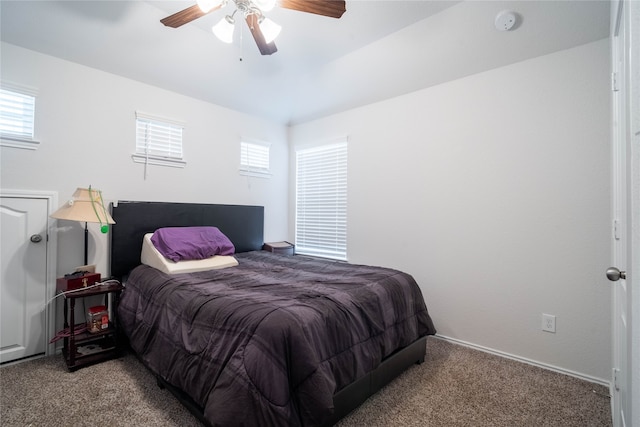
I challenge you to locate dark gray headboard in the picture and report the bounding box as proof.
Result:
[110,201,264,280]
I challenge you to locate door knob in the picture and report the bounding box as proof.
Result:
[606,267,626,281]
[30,234,43,243]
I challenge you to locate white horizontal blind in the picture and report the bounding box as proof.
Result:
[135,113,183,160]
[240,141,270,176]
[0,88,35,141]
[295,140,347,260]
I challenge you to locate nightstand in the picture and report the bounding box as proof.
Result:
[59,281,124,371]
[263,241,295,256]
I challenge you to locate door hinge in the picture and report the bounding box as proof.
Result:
[614,219,621,240]
[613,368,620,391]
[611,72,619,92]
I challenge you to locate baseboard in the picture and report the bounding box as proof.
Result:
[434,334,611,388]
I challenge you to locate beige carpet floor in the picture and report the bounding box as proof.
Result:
[0,337,611,426]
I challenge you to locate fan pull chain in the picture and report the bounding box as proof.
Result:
[239,19,244,62]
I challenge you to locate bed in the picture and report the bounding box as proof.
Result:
[110,201,436,427]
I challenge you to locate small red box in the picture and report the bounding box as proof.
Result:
[56,273,101,292]
[87,305,109,333]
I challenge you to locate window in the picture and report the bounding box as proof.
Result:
[0,85,38,149]
[132,112,185,168]
[295,139,348,260]
[240,140,270,177]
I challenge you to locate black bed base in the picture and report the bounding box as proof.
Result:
[155,336,427,427]
[325,336,427,426]
[110,201,428,425]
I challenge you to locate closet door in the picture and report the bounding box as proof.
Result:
[0,196,48,363]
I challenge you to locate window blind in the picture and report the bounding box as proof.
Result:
[0,88,35,141]
[135,114,183,160]
[240,141,270,176]
[295,140,347,260]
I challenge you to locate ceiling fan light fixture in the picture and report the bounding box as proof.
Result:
[212,15,235,43]
[160,0,346,55]
[197,0,223,13]
[259,17,282,43]
[253,0,277,12]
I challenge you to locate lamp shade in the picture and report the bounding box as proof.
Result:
[260,17,281,44]
[197,0,222,13]
[50,188,115,225]
[254,0,277,12]
[212,16,235,43]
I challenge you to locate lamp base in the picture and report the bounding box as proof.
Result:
[84,222,89,266]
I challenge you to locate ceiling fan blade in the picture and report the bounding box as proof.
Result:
[160,4,222,28]
[278,0,346,19]
[246,15,278,55]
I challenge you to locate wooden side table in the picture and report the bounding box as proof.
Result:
[59,281,124,371]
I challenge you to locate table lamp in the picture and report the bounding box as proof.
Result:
[50,186,115,265]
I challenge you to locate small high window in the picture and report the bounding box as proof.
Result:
[132,112,185,170]
[240,140,271,177]
[0,85,38,149]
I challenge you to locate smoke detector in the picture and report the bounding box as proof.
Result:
[495,10,517,31]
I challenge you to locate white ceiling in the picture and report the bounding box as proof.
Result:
[0,1,610,125]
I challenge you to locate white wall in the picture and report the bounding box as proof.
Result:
[0,42,289,277]
[1,38,613,382]
[289,39,612,382]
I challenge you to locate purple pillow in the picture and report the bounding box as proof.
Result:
[150,226,235,262]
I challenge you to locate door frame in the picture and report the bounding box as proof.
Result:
[626,1,639,425]
[610,2,627,424]
[610,1,639,426]
[1,189,58,357]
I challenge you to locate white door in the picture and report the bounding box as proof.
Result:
[0,197,49,363]
[609,1,634,426]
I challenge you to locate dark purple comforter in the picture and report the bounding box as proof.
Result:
[118,251,436,426]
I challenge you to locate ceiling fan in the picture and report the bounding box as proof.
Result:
[160,0,346,56]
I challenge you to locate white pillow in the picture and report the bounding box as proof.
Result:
[141,233,238,274]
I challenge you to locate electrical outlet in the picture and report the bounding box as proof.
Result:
[542,313,556,333]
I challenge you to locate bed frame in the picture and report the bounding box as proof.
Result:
[110,201,427,427]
